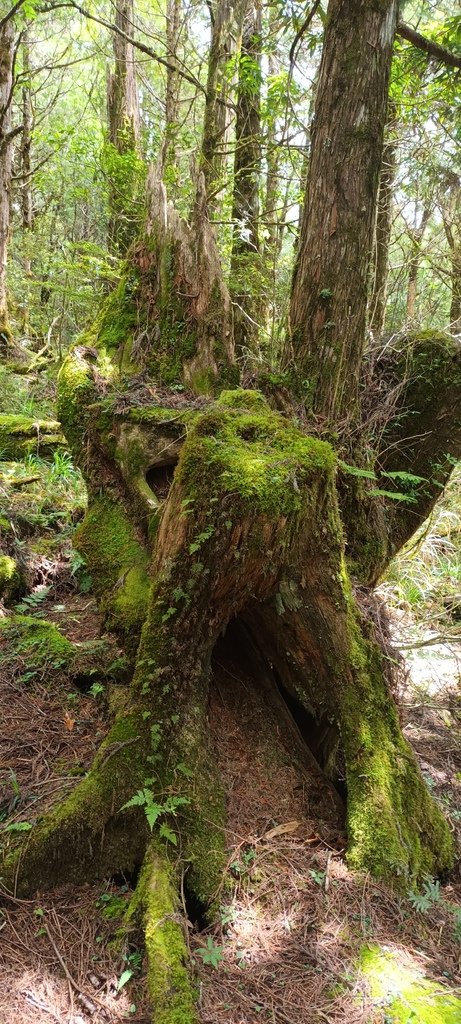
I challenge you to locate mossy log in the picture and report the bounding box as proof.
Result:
[0,414,66,461]
[2,370,454,1023]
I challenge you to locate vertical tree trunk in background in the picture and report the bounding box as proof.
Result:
[260,15,285,349]
[449,245,461,332]
[369,105,397,337]
[442,190,461,334]
[287,0,398,424]
[0,17,14,339]
[200,0,237,213]
[107,0,141,254]
[20,28,33,279]
[230,0,262,359]
[161,0,181,180]
[405,205,430,322]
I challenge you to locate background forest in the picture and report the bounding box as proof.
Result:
[1,1,461,1023]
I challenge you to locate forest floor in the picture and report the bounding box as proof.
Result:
[1,454,461,1024]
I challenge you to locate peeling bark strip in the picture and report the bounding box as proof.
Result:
[143,166,235,387]
[287,0,399,422]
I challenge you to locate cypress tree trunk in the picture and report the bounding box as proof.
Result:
[160,0,182,179]
[200,0,238,212]
[369,107,397,336]
[450,245,461,332]
[442,188,461,334]
[405,205,431,322]
[230,0,262,359]
[0,17,14,344]
[107,0,142,254]
[20,28,33,278]
[287,0,399,422]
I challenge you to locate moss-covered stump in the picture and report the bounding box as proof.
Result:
[0,414,66,461]
[4,384,455,1023]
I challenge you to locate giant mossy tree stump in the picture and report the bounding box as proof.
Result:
[1,355,454,1023]
[2,174,461,1023]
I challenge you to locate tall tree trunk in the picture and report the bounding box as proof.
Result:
[107,0,142,254]
[200,0,238,212]
[0,17,14,344]
[450,245,461,332]
[369,106,397,337]
[287,0,399,423]
[230,0,262,359]
[20,28,33,274]
[160,0,181,180]
[442,191,461,334]
[405,205,430,322]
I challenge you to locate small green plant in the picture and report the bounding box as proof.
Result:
[96,891,129,919]
[189,526,214,554]
[89,681,105,698]
[309,868,326,886]
[4,820,32,833]
[120,788,189,844]
[408,875,441,912]
[219,904,236,927]
[195,936,224,968]
[15,586,51,615]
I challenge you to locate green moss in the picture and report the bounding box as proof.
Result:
[178,392,336,518]
[0,414,65,460]
[2,709,151,894]
[57,352,98,455]
[217,388,270,411]
[338,588,454,882]
[0,555,22,602]
[128,846,198,1024]
[74,495,149,641]
[360,945,461,1023]
[0,614,74,667]
[78,274,139,367]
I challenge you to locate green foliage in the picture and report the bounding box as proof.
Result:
[121,788,190,844]
[194,936,224,968]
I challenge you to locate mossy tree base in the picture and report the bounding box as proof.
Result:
[2,382,454,1023]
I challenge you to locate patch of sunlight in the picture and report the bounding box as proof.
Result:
[360,944,461,1023]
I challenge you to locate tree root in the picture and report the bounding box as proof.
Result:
[126,843,199,1024]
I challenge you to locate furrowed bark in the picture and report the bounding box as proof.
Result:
[286,0,399,422]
